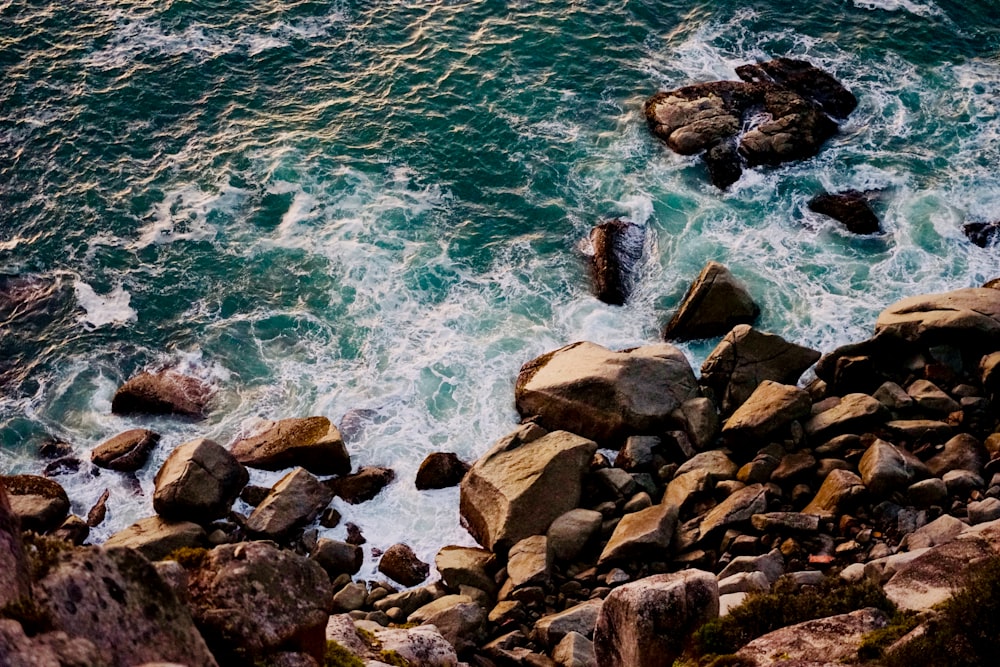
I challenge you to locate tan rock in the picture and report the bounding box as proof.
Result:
[663,261,759,341]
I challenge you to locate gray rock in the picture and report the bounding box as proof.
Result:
[906,380,960,415]
[907,478,948,508]
[884,536,995,611]
[717,550,785,585]
[332,582,367,613]
[153,438,248,522]
[926,433,987,477]
[592,467,638,499]
[0,618,103,666]
[409,595,485,654]
[722,380,812,445]
[943,469,984,496]
[699,483,768,539]
[378,543,430,587]
[91,429,160,472]
[718,570,769,595]
[552,631,597,667]
[515,342,700,444]
[104,516,207,561]
[435,545,497,594]
[663,261,759,341]
[873,381,913,412]
[547,509,602,561]
[858,438,928,498]
[2,474,70,532]
[369,623,459,667]
[593,570,719,667]
[802,469,865,518]
[459,425,596,554]
[598,502,678,565]
[507,535,550,589]
[735,607,889,666]
[615,436,658,473]
[674,398,720,451]
[373,586,436,616]
[804,393,886,442]
[311,538,362,578]
[534,599,604,648]
[112,370,213,418]
[246,468,333,540]
[230,417,350,476]
[701,325,821,414]
[902,514,966,551]
[968,497,1000,524]
[0,482,30,610]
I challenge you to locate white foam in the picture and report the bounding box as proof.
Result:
[73,281,137,329]
[852,0,946,18]
[131,183,245,248]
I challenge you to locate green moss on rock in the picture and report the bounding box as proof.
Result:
[324,640,364,667]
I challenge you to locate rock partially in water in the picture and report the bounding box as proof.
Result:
[246,468,333,540]
[378,542,430,587]
[112,370,214,419]
[92,428,160,472]
[230,416,350,476]
[588,219,645,306]
[153,438,249,522]
[964,221,1000,248]
[808,190,881,235]
[735,57,858,118]
[664,261,759,342]
[415,452,470,490]
[326,465,395,504]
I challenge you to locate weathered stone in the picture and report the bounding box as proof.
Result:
[981,351,1000,393]
[718,570,769,595]
[883,419,955,444]
[246,468,333,540]
[91,429,160,472]
[379,543,430,587]
[112,370,213,418]
[717,549,786,585]
[802,469,865,518]
[325,466,395,504]
[534,600,604,648]
[699,484,767,539]
[460,425,596,554]
[645,81,757,155]
[874,381,913,412]
[674,450,738,480]
[105,516,207,561]
[2,474,70,532]
[663,261,759,341]
[506,535,551,589]
[722,380,812,445]
[926,433,987,477]
[185,541,333,663]
[906,379,960,415]
[153,438,248,522]
[735,608,889,666]
[0,482,30,609]
[331,582,367,612]
[943,469,984,496]
[409,595,485,654]
[884,536,995,611]
[662,470,712,514]
[34,546,218,667]
[515,342,700,444]
[859,439,928,497]
[703,138,742,189]
[593,570,719,667]
[589,219,645,306]
[875,288,1000,350]
[415,452,470,490]
[674,397,720,451]
[804,393,885,442]
[369,623,459,667]
[599,502,678,565]
[51,515,89,545]
[807,190,880,235]
[553,631,597,667]
[87,488,110,528]
[968,497,1000,524]
[903,514,966,551]
[964,221,1000,248]
[737,88,838,167]
[907,477,948,508]
[751,512,820,533]
[770,451,816,484]
[615,436,658,473]
[0,619,102,667]
[311,538,362,578]
[701,326,821,414]
[230,417,350,476]
[435,545,497,594]
[592,467,638,499]
[735,57,858,118]
[546,509,602,562]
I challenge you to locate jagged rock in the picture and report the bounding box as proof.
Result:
[663,469,712,514]
[717,549,786,585]
[34,546,217,667]
[534,600,604,649]
[738,88,839,167]
[0,482,30,609]
[645,81,761,154]
[943,469,984,496]
[701,325,821,414]
[735,57,858,118]
[435,545,498,594]
[964,221,1000,247]
[804,393,886,442]
[751,512,820,533]
[230,417,350,476]
[615,436,659,473]
[674,397,721,451]
[246,468,333,540]
[507,535,551,589]
[553,631,598,667]
[0,619,102,667]
[415,452,470,490]
[808,190,880,235]
[592,467,638,499]
[598,502,678,565]
[325,466,395,504]
[674,450,738,480]
[925,433,987,477]
[460,425,596,554]
[105,516,207,561]
[52,515,89,545]
[735,607,888,666]
[111,370,213,418]
[906,379,960,415]
[2,474,70,532]
[722,380,812,445]
[409,595,486,654]
[547,509,603,561]
[311,538,362,578]
[378,543,430,587]
[703,138,742,189]
[153,438,249,522]
[699,484,767,539]
[663,261,759,341]
[86,488,110,528]
[91,429,160,472]
[883,536,995,611]
[516,342,700,444]
[593,570,719,667]
[858,439,928,497]
[875,287,1000,350]
[874,381,913,412]
[589,219,645,305]
[802,469,865,518]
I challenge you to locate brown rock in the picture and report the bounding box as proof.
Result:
[925,433,988,477]
[91,429,160,472]
[598,502,678,565]
[325,466,394,504]
[0,481,30,609]
[87,488,110,527]
[736,607,888,666]
[415,452,470,490]
[804,393,886,442]
[230,417,350,476]
[153,438,249,522]
[2,474,70,532]
[104,516,207,561]
[246,468,333,539]
[111,370,213,418]
[310,538,362,578]
[378,543,430,587]
[722,380,812,445]
[802,469,865,518]
[663,261,759,341]
[699,484,768,539]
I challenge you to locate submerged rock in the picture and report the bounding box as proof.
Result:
[808,190,881,235]
[663,261,760,341]
[589,219,645,306]
[112,370,214,418]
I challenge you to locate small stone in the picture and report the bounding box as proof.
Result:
[967,497,1000,524]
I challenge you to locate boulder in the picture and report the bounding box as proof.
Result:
[409,595,486,654]
[735,57,858,118]
[0,482,30,609]
[964,221,1000,248]
[663,261,759,341]
[698,483,768,539]
[925,433,987,477]
[553,631,598,667]
[981,351,1000,393]
[802,469,865,518]
[460,425,596,553]
[858,439,928,497]
[415,452,470,490]
[104,516,207,561]
[246,468,333,540]
[534,600,604,648]
[52,515,89,545]
[589,219,645,306]
[593,570,719,667]
[804,393,886,442]
[663,469,712,514]
[722,380,812,445]
[515,342,700,444]
[547,509,603,562]
[153,438,248,522]
[906,379,960,415]
[735,607,888,666]
[507,535,551,589]
[325,466,395,504]
[701,325,821,414]
[645,81,762,155]
[378,543,430,587]
[674,397,721,450]
[717,549,786,585]
[111,370,213,418]
[703,138,743,189]
[737,87,838,167]
[598,502,678,565]
[674,450,738,480]
[875,288,1000,350]
[91,429,160,472]
[435,545,498,594]
[368,623,459,667]
[2,474,70,532]
[883,536,995,611]
[184,541,333,664]
[903,514,966,551]
[230,417,350,476]
[33,546,217,667]
[807,190,880,235]
[311,538,362,578]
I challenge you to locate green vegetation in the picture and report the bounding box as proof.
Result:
[0,596,52,636]
[378,648,410,666]
[21,531,73,580]
[324,641,365,667]
[856,612,920,661]
[163,546,210,570]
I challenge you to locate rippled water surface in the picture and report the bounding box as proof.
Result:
[2,0,999,575]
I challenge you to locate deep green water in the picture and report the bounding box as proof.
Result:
[2,0,999,572]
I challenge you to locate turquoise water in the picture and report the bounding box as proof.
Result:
[2,0,999,575]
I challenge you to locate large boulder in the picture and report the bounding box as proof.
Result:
[645,81,762,155]
[111,370,213,418]
[325,466,395,504]
[701,325,821,414]
[589,219,645,306]
[153,438,248,522]
[926,433,987,477]
[735,607,888,666]
[2,474,70,532]
[875,288,1000,350]
[663,261,760,341]
[593,570,719,667]
[516,342,700,444]
[311,538,363,578]
[737,87,838,167]
[104,516,207,561]
[91,428,160,472]
[409,595,486,654]
[722,380,812,446]
[804,393,886,442]
[534,599,604,648]
[964,221,1000,248]
[435,545,498,594]
[0,619,101,667]
[246,468,333,540]
[460,425,596,554]
[229,416,350,476]
[0,482,30,609]
[858,438,928,497]
[184,541,333,664]
[735,57,857,117]
[883,536,995,611]
[33,546,218,667]
[808,190,880,235]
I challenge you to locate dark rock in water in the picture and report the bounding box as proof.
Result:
[51,515,89,545]
[963,221,1000,248]
[703,138,743,189]
[735,57,858,118]
[112,370,214,418]
[87,488,110,527]
[664,261,759,341]
[645,81,767,155]
[326,465,395,504]
[43,456,82,477]
[2,474,70,532]
[808,190,881,235]
[92,428,160,472]
[39,439,74,459]
[589,219,645,305]
[416,452,470,490]
[311,538,362,577]
[345,522,366,545]
[379,543,431,586]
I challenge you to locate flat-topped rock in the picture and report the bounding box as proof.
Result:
[735,607,888,666]
[598,502,678,565]
[2,474,70,532]
[875,287,1000,349]
[112,370,213,418]
[230,416,350,476]
[723,380,812,445]
[699,483,768,539]
[663,261,759,341]
[804,393,886,442]
[104,516,207,561]
[802,469,865,518]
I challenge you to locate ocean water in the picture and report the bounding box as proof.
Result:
[1,0,999,578]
